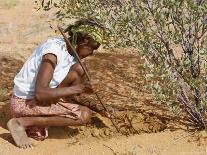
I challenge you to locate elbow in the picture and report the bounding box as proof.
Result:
[35,86,54,102]
[34,88,44,101]
[34,91,41,101]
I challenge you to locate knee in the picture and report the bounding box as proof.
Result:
[80,106,92,124]
[74,64,84,77]
[70,66,85,85]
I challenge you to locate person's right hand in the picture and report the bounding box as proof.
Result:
[82,80,98,94]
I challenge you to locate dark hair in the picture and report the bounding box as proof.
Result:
[64,18,105,44]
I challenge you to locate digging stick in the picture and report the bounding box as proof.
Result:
[58,26,120,133]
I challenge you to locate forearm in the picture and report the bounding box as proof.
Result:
[71,95,104,113]
[35,85,82,102]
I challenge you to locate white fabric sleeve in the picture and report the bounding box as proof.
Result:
[40,41,61,64]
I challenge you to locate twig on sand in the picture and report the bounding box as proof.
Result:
[103,144,118,155]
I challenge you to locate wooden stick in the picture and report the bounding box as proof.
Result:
[58,26,120,133]
[103,144,118,155]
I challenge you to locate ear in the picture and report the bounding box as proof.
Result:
[83,37,90,44]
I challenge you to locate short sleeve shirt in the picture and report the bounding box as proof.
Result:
[13,37,76,99]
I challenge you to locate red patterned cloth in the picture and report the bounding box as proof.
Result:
[10,95,84,141]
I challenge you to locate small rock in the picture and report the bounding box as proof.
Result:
[200,130,207,138]
[104,129,110,136]
[91,130,99,137]
[78,126,85,131]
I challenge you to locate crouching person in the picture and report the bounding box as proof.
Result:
[7,19,107,149]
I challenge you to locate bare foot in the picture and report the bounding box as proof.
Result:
[7,118,34,149]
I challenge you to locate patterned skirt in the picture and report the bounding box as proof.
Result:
[10,95,84,141]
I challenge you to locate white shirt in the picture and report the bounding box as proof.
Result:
[13,37,76,99]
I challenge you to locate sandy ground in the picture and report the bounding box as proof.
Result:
[0,0,207,155]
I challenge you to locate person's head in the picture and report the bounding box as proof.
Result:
[65,19,105,59]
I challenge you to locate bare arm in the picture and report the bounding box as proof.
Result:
[34,53,84,102]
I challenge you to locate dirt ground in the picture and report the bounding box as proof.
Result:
[0,0,207,155]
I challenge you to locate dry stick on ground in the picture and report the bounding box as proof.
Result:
[125,113,139,134]
[58,26,121,133]
[103,144,118,155]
